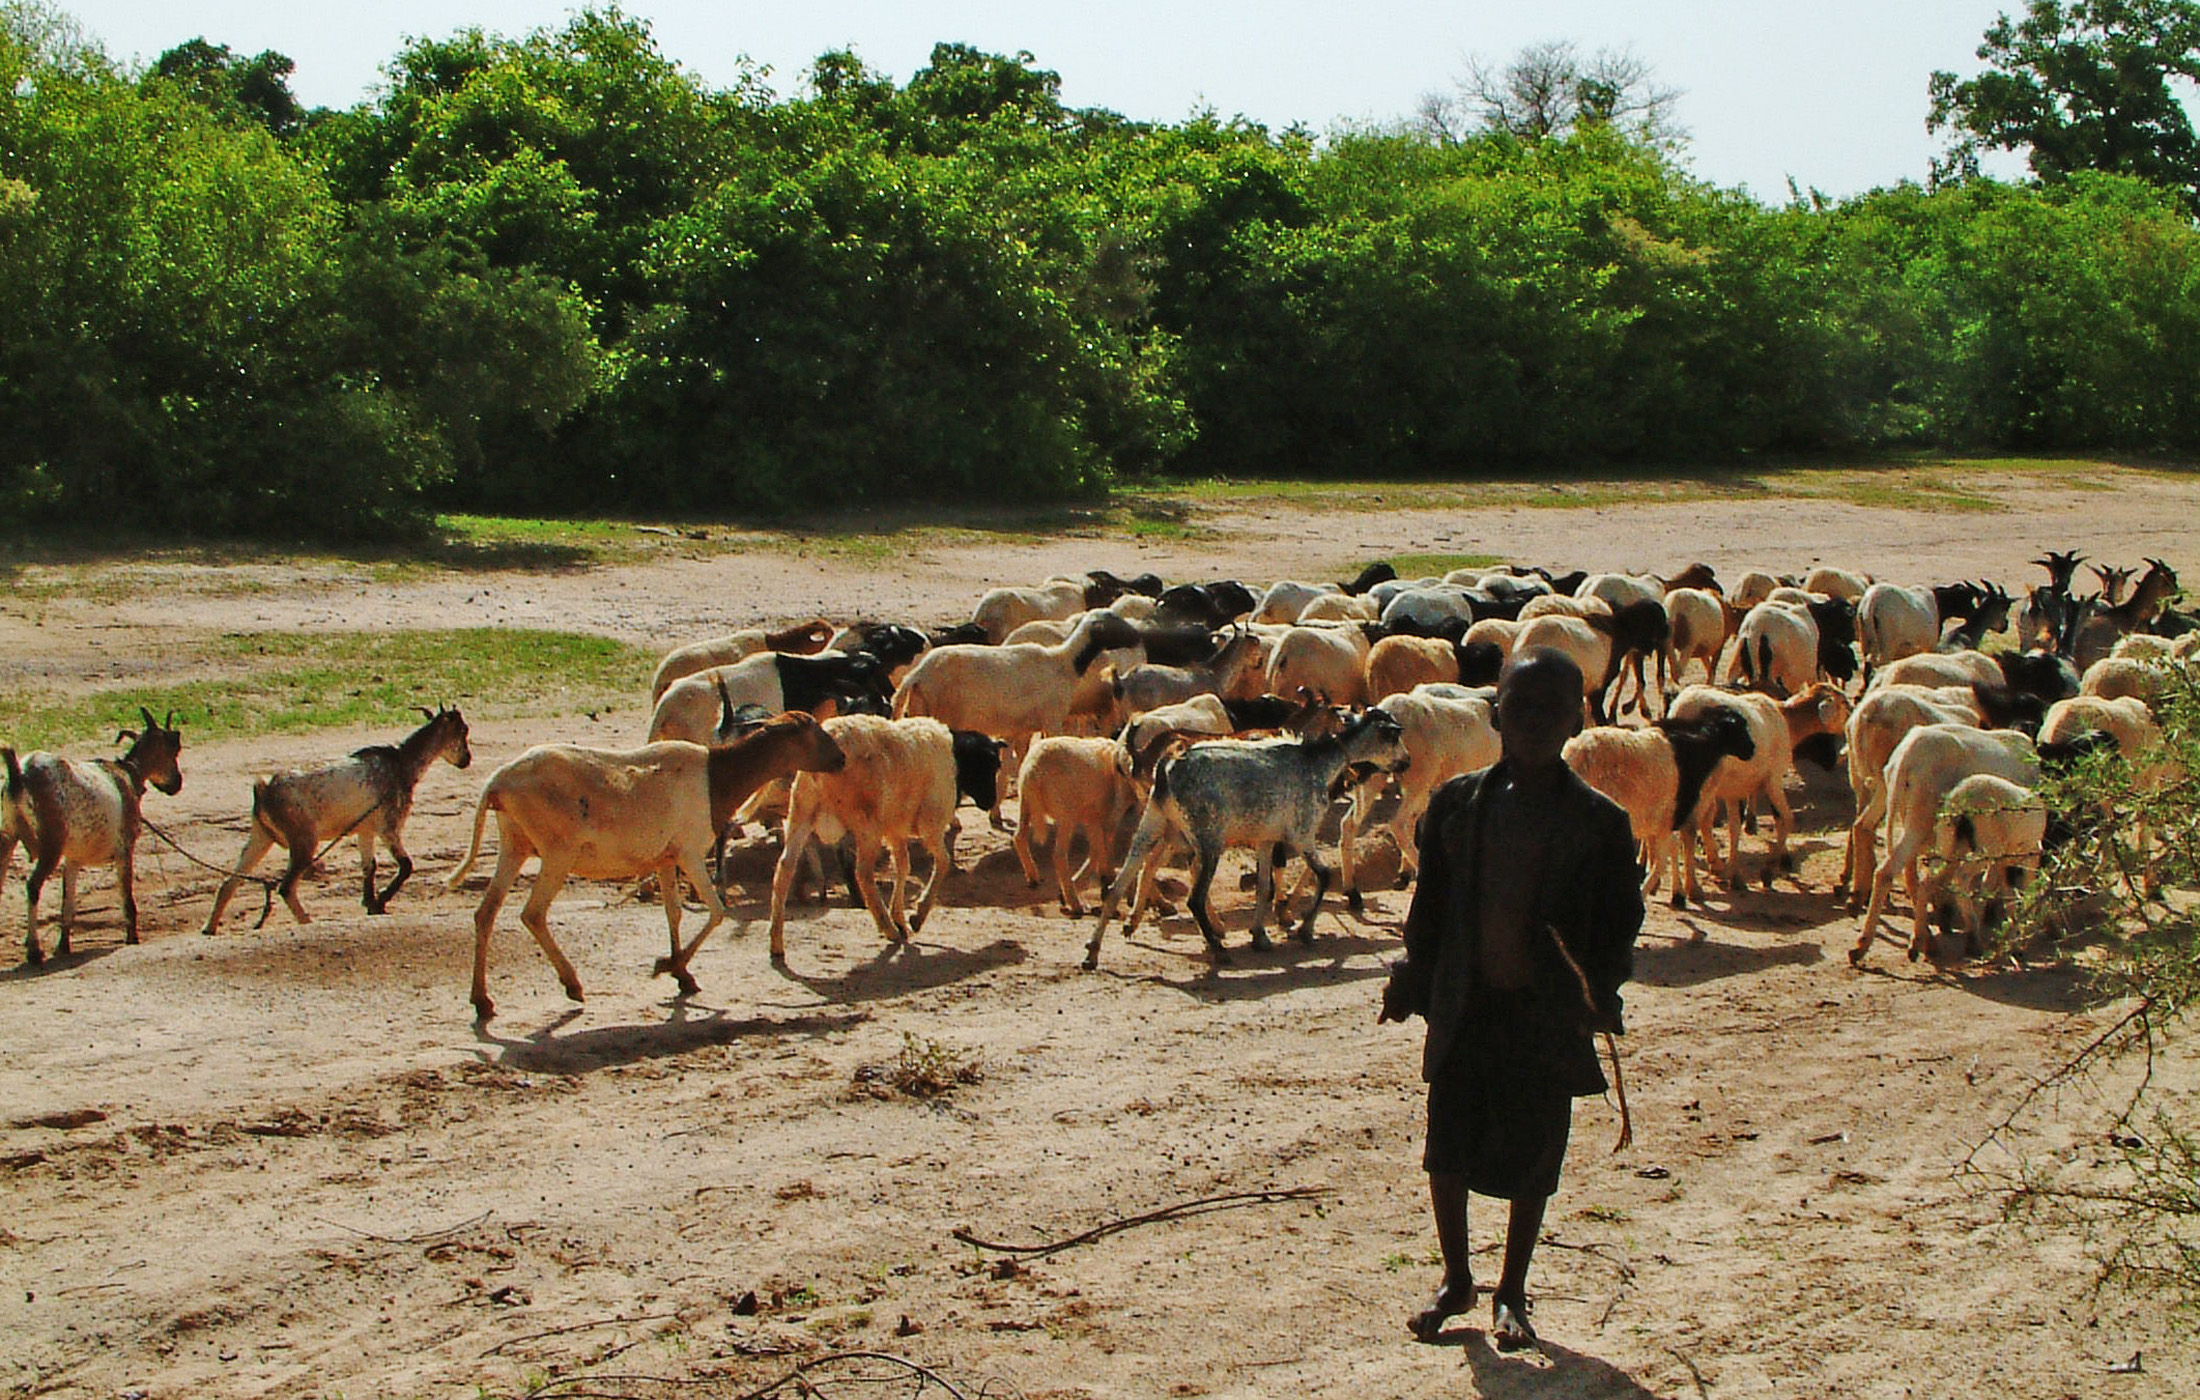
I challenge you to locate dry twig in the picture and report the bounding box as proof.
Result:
[951,1187,1328,1259]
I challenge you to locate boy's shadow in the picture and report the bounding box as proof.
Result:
[1419,1327,1666,1398]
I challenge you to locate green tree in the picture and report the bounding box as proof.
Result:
[1929,1,2200,210]
[143,37,305,138]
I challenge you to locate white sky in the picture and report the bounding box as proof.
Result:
[53,1,2033,202]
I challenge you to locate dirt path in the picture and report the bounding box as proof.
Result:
[2,469,2195,1399]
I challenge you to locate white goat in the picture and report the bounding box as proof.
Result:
[1338,687,1499,910]
[1012,735,1145,917]
[1913,773,2047,959]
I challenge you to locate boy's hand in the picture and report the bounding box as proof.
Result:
[1377,970,1414,1024]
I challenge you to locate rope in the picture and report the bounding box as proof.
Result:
[141,794,393,931]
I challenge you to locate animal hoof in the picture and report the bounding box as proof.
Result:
[675,971,700,995]
[1346,890,1365,915]
[562,983,584,1004]
[1081,952,1100,971]
[1847,947,1866,968]
[473,999,496,1021]
[1063,904,1085,919]
[1761,872,1776,891]
[770,951,789,967]
[1669,892,1687,910]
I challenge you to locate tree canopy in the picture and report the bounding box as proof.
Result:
[6,3,2200,539]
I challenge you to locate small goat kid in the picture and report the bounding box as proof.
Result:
[1,708,185,964]
[201,707,472,933]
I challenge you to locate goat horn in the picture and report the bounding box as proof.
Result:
[138,706,157,732]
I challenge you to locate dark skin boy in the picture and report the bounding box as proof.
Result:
[1379,648,1641,1350]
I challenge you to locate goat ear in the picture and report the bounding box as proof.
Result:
[115,729,137,745]
[419,706,438,721]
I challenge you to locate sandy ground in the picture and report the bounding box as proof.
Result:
[2,468,2197,1399]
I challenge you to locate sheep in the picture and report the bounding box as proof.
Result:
[1731,570,1789,609]
[1867,649,2001,693]
[201,706,473,933]
[1513,615,1614,723]
[1107,592,1159,623]
[1338,687,1500,910]
[1264,623,1373,707]
[1297,591,1381,624]
[1734,597,1856,695]
[970,578,1088,644]
[1661,563,1720,594]
[0,709,185,965]
[891,613,1146,800]
[1912,774,2048,959]
[765,716,969,959]
[1011,736,1144,916]
[1379,586,1480,633]
[1665,586,1727,688]
[1365,634,1463,701]
[1837,684,2001,903]
[1518,592,1609,621]
[649,651,891,745]
[2111,633,2177,662]
[2039,694,2174,895]
[1669,683,1850,891]
[1112,628,1265,719]
[1594,598,1672,719]
[1254,580,1343,625]
[1849,723,2040,965]
[1857,583,1974,675]
[2080,655,2176,705]
[447,711,846,1019]
[1154,580,1259,629]
[650,620,835,703]
[1561,709,1757,911]
[1803,566,1872,601]
[1084,709,1408,969]
[1576,572,1662,611]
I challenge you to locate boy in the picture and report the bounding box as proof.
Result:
[1379,647,1644,1349]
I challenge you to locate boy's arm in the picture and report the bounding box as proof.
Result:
[1580,799,1645,1027]
[1381,773,1475,1022]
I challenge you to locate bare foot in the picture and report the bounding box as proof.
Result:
[1490,1294,1538,1352]
[1407,1277,1475,1344]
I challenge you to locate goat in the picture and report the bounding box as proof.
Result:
[202,707,472,933]
[1112,627,1264,719]
[2040,694,2175,896]
[1084,709,1408,969]
[1857,583,1976,677]
[448,710,845,1019]
[1154,580,1259,630]
[827,621,932,682]
[1513,614,1615,723]
[1264,623,1373,707]
[1562,709,1757,911]
[1591,598,1672,720]
[2073,558,2180,667]
[650,620,835,703]
[1665,586,1727,689]
[1803,566,1872,601]
[1,708,185,964]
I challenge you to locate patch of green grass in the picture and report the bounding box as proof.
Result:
[1384,552,1507,579]
[0,629,653,751]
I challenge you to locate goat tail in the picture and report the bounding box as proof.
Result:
[445,786,496,890]
[1,744,17,796]
[1752,634,1772,686]
[890,678,923,720]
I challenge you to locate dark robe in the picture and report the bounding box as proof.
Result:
[1385,762,1644,1196]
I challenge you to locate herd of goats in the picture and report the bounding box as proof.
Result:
[0,548,2190,1019]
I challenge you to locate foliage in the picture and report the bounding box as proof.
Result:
[851,1033,983,1100]
[12,3,2200,538]
[1966,668,2200,1311]
[1418,39,1684,148]
[1930,1,2200,212]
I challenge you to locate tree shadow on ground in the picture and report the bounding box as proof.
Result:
[472,1000,868,1075]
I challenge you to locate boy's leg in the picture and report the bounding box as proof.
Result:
[1409,1172,1476,1341]
[1491,1193,1548,1350]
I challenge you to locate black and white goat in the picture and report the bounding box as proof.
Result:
[1,708,185,964]
[201,706,473,933]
